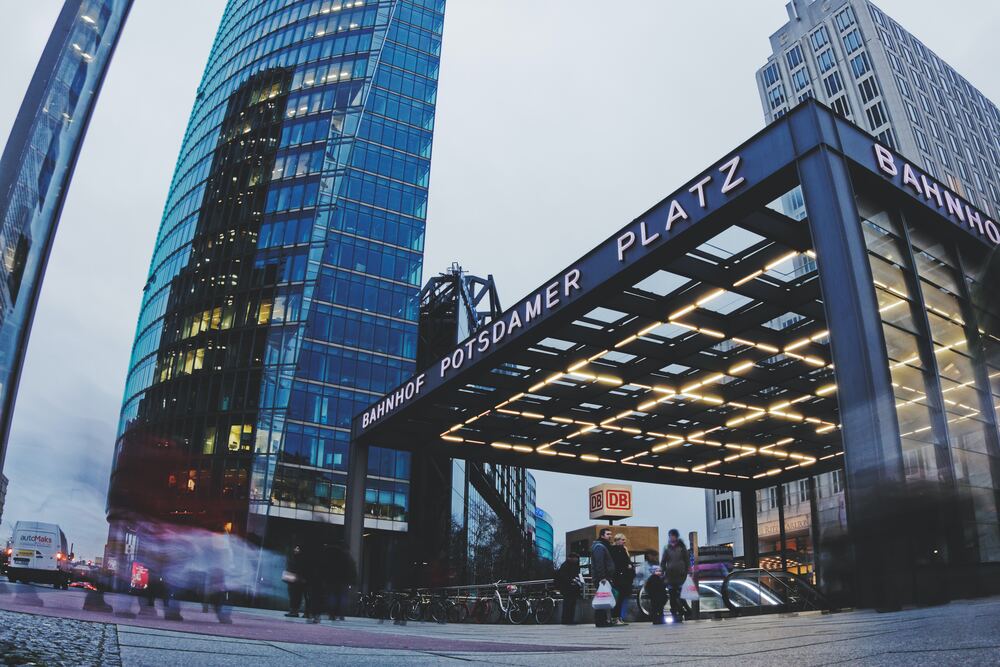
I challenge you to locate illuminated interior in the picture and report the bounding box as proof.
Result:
[370,192,844,489]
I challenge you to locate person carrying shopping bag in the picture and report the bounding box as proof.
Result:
[660,528,690,623]
[590,527,617,628]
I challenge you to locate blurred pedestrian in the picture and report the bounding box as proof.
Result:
[305,541,327,624]
[609,533,635,625]
[590,527,616,628]
[643,566,668,625]
[660,529,690,623]
[283,544,306,617]
[554,554,583,624]
[327,541,357,621]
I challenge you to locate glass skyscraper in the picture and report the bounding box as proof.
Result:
[106,0,445,588]
[0,0,131,479]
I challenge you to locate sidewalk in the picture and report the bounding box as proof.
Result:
[2,581,999,665]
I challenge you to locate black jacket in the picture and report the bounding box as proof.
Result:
[609,544,635,581]
[644,572,668,603]
[554,560,582,596]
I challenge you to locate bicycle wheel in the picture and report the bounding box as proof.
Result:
[429,600,448,623]
[388,598,404,621]
[533,597,556,624]
[507,597,530,625]
[405,599,422,621]
[473,597,493,624]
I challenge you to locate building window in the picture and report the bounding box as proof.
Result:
[835,6,856,32]
[831,469,844,494]
[810,26,830,51]
[767,85,786,111]
[798,479,811,503]
[866,101,889,130]
[762,62,781,88]
[831,95,852,119]
[914,126,929,152]
[850,51,871,79]
[904,101,922,126]
[843,29,863,54]
[792,68,810,92]
[876,127,897,150]
[896,76,911,99]
[858,76,880,104]
[823,71,844,98]
[816,49,835,73]
[888,52,904,74]
[936,143,951,167]
[786,45,804,70]
[716,497,734,520]
[928,117,942,140]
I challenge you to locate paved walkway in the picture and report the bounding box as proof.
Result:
[2,581,1000,665]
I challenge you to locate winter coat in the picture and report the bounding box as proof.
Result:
[590,539,615,582]
[609,544,635,586]
[643,572,668,604]
[660,541,690,585]
[554,560,582,597]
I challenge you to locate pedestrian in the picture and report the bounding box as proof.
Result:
[305,541,327,624]
[327,541,357,621]
[554,554,583,625]
[284,544,306,617]
[643,566,668,624]
[660,529,690,623]
[609,533,635,625]
[590,527,616,628]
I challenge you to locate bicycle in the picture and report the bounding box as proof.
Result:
[531,593,556,624]
[486,581,530,624]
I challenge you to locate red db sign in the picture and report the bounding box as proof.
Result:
[588,483,634,520]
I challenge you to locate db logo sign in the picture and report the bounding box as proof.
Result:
[607,490,631,511]
[590,491,604,512]
[588,483,634,519]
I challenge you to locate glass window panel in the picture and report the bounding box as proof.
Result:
[882,324,924,366]
[935,345,976,384]
[947,414,991,454]
[952,449,995,488]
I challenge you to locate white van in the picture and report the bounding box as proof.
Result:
[6,521,71,588]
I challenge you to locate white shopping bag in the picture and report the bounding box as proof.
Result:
[680,574,699,602]
[591,579,615,610]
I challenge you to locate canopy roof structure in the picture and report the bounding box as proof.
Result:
[351,101,997,493]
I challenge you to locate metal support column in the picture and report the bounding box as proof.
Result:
[808,476,822,586]
[740,490,759,568]
[796,135,910,610]
[776,484,788,572]
[345,438,369,590]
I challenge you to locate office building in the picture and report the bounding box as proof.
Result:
[106,0,446,591]
[415,265,536,585]
[756,0,1000,215]
[0,0,131,473]
[533,507,554,563]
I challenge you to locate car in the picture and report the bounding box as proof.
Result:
[68,581,98,591]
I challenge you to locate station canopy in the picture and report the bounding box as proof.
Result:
[353,107,856,491]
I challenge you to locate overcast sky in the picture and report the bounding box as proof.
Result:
[2,1,999,561]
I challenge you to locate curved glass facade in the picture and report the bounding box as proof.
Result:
[0,0,131,472]
[107,0,445,565]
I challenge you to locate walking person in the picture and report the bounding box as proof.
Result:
[590,527,616,628]
[284,544,306,617]
[609,533,635,625]
[328,540,357,621]
[643,566,668,625]
[554,554,583,625]
[305,540,327,624]
[660,529,690,623]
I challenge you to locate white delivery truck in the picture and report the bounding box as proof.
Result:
[6,521,71,588]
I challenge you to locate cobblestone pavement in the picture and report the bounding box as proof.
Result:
[2,581,1000,665]
[0,609,120,666]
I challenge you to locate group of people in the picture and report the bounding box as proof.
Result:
[283,540,357,623]
[554,527,691,626]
